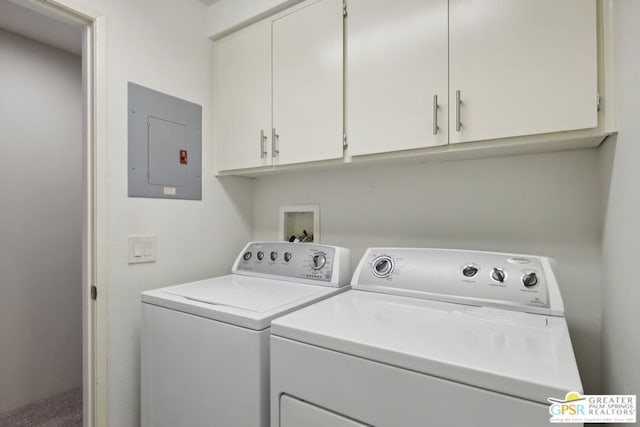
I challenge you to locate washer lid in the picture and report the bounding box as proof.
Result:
[141,274,345,330]
[165,276,324,312]
[271,290,583,404]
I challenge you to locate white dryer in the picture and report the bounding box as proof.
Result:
[140,241,351,427]
[270,248,583,427]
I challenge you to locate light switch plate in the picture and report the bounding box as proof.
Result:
[128,235,157,264]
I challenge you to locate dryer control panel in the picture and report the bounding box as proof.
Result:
[352,248,565,316]
[232,242,351,287]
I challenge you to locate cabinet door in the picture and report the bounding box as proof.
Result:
[347,0,448,156]
[214,20,271,171]
[272,0,344,166]
[449,0,598,144]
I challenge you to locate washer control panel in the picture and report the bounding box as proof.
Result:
[353,248,563,315]
[233,242,351,287]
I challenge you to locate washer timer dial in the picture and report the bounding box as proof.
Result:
[311,253,326,270]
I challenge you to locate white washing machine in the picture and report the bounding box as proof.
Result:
[271,248,583,427]
[140,241,351,427]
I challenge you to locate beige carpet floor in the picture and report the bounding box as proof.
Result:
[0,388,82,427]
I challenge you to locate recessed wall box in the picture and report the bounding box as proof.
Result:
[279,204,320,243]
[128,82,202,200]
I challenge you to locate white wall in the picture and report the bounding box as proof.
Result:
[254,149,603,393]
[600,0,640,403]
[70,0,254,425]
[0,29,82,413]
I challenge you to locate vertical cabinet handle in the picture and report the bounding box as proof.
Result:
[272,128,279,158]
[455,90,462,132]
[260,130,268,159]
[432,94,439,135]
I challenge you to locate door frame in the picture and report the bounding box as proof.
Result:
[9,1,108,426]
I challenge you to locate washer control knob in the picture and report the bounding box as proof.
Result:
[491,268,507,283]
[311,253,326,270]
[462,265,479,278]
[243,252,252,261]
[522,272,538,288]
[257,251,264,261]
[270,251,278,261]
[372,255,394,278]
[284,252,292,262]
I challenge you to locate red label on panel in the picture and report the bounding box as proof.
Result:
[179,149,188,164]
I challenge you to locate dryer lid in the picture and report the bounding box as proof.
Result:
[271,290,583,404]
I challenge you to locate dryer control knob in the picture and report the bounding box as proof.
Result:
[372,255,394,278]
[522,272,538,288]
[491,268,507,283]
[311,253,326,270]
[462,265,479,278]
[270,251,278,261]
[257,251,264,261]
[243,252,252,261]
[284,252,292,262]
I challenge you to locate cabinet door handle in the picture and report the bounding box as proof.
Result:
[433,94,439,135]
[455,90,462,132]
[260,130,268,159]
[272,128,279,158]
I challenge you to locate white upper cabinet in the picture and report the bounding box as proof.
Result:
[272,0,344,166]
[213,0,607,175]
[214,20,272,171]
[449,0,598,144]
[347,0,448,156]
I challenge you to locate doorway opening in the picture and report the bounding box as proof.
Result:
[0,1,105,426]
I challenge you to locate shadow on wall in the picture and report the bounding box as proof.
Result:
[598,136,616,223]
[217,175,255,237]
